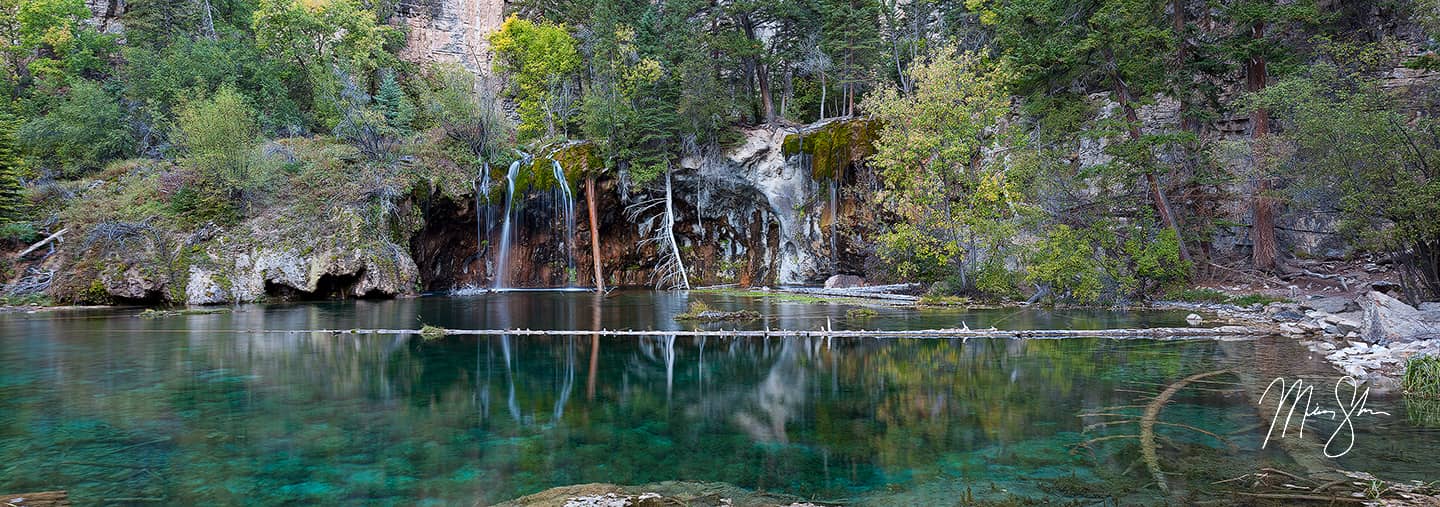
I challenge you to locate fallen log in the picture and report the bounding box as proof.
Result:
[15,228,67,259]
[771,286,920,302]
[1,490,70,507]
[287,325,1271,340]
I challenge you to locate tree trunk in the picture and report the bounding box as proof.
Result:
[781,68,792,119]
[1172,0,1198,132]
[1249,20,1277,272]
[819,72,827,121]
[757,61,775,123]
[586,176,604,291]
[1107,50,1194,264]
[738,12,772,123]
[663,166,690,290]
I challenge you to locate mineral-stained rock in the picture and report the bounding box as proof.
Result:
[99,264,165,301]
[213,244,420,303]
[1358,291,1440,345]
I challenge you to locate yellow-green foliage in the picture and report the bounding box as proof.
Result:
[781,118,877,180]
[419,324,447,340]
[488,14,581,140]
[1026,224,1103,304]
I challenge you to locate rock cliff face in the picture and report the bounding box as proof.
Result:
[84,0,125,34]
[391,0,505,75]
[51,204,422,305]
[412,120,875,291]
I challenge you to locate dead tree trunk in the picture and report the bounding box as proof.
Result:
[663,166,690,290]
[586,176,605,291]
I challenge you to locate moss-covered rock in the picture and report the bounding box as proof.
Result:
[780,118,877,180]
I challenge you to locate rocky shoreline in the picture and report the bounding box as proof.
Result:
[1161,290,1440,392]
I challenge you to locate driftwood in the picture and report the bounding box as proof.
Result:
[15,228,67,259]
[293,325,1269,340]
[1,490,70,507]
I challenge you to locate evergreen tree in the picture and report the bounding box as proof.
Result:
[0,113,25,223]
[374,71,414,136]
[819,0,881,116]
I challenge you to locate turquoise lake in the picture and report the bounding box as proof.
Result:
[2,291,1437,505]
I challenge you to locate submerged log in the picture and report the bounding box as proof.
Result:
[293,325,1269,340]
[1,491,70,507]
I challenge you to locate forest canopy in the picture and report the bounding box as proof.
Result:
[2,0,1438,304]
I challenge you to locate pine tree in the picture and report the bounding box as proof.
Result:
[374,71,415,136]
[819,0,882,117]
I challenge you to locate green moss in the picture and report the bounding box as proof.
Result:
[551,141,602,179]
[781,134,803,156]
[78,279,114,305]
[419,325,447,340]
[782,119,877,181]
[1229,293,1289,306]
[140,308,232,318]
[846,308,878,319]
[676,300,760,322]
[0,293,53,306]
[918,294,970,306]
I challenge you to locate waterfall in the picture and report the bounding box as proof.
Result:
[829,179,839,274]
[551,160,578,286]
[476,163,493,266]
[494,155,526,290]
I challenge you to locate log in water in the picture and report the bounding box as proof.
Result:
[292,325,1268,340]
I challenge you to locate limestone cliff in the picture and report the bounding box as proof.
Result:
[391,0,505,75]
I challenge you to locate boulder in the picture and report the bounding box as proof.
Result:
[1358,291,1440,345]
[1300,295,1359,314]
[824,274,865,289]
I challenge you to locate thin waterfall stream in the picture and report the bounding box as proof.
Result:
[494,154,527,290]
[552,160,578,286]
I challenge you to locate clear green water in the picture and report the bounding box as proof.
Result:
[1,292,1436,505]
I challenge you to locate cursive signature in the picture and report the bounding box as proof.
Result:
[1258,376,1390,458]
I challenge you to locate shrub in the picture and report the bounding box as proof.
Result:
[876,223,962,284]
[0,222,40,244]
[174,86,273,211]
[1026,225,1103,304]
[18,80,133,176]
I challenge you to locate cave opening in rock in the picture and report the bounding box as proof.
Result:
[112,290,165,306]
[263,272,384,301]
